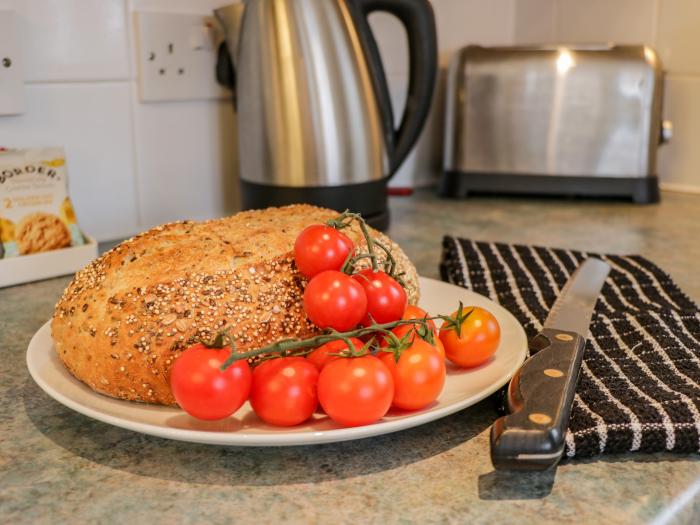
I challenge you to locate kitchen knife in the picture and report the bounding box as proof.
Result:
[490,257,610,471]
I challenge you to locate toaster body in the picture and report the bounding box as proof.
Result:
[441,45,669,203]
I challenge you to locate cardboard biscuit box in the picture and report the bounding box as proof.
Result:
[0,147,97,286]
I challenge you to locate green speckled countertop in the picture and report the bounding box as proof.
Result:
[2,189,700,524]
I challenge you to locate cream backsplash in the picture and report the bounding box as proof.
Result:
[0,0,697,242]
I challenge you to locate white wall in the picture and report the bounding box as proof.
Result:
[3,1,695,243]
[374,0,517,188]
[0,0,520,240]
[514,0,700,193]
[0,0,237,242]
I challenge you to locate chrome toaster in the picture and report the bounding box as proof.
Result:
[440,45,672,203]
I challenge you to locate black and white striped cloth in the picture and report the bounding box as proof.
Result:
[440,237,700,458]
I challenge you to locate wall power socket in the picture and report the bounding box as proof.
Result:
[134,11,230,103]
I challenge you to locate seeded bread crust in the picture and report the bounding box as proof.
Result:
[51,204,419,406]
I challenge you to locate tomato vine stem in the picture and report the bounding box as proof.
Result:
[327,210,402,282]
[219,317,439,371]
[438,301,473,338]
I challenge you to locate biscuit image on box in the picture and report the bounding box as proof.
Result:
[16,212,71,255]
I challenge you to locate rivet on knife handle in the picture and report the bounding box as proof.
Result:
[489,329,586,471]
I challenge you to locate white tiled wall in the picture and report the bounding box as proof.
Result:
[1,83,140,240]
[0,0,236,242]
[513,0,556,44]
[373,0,516,188]
[0,0,518,239]
[657,0,700,76]
[0,0,520,239]
[132,93,238,226]
[554,0,657,45]
[514,0,700,193]
[3,1,695,242]
[4,0,131,82]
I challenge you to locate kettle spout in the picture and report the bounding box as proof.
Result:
[215,3,246,64]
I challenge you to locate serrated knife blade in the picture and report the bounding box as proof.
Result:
[543,257,611,336]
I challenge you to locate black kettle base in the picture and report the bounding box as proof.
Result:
[240,179,390,231]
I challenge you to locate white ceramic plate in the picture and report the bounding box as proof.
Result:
[26,277,527,446]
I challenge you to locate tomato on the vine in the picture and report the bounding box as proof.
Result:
[250,357,319,426]
[433,336,446,361]
[318,355,394,427]
[352,269,407,326]
[294,224,354,278]
[384,323,416,343]
[170,344,252,421]
[307,337,364,370]
[303,270,367,331]
[439,305,500,368]
[402,305,437,333]
[384,303,445,360]
[384,323,446,361]
[378,338,445,410]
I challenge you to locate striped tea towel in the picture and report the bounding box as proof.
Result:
[440,237,700,458]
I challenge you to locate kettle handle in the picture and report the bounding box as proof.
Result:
[348,0,437,176]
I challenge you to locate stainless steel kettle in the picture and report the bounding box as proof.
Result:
[215,0,437,229]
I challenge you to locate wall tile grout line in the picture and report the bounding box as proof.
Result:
[25,78,135,85]
[125,1,144,232]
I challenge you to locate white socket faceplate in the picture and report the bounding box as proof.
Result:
[134,11,229,103]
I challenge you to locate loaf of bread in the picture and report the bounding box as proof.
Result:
[52,204,419,406]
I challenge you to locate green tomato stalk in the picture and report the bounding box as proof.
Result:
[438,301,474,338]
[327,210,405,285]
[219,316,440,371]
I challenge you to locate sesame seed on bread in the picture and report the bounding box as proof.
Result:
[51,204,419,406]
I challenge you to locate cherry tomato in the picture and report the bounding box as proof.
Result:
[318,355,394,427]
[382,323,445,360]
[402,305,437,332]
[385,323,415,343]
[250,357,319,426]
[303,270,367,331]
[294,224,354,278]
[433,335,446,361]
[352,269,407,326]
[439,306,501,368]
[378,338,446,410]
[170,344,252,421]
[307,337,364,370]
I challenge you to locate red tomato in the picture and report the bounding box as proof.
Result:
[307,337,364,370]
[380,324,417,348]
[382,322,445,360]
[433,336,446,361]
[402,305,437,332]
[294,224,354,278]
[439,306,501,368]
[378,338,446,410]
[250,357,319,426]
[303,270,367,331]
[318,355,394,427]
[352,269,407,326]
[170,344,252,421]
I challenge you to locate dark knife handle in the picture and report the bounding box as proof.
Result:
[490,328,586,471]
